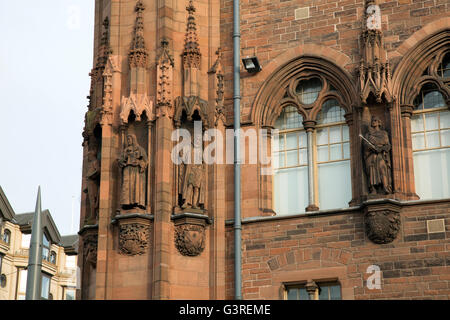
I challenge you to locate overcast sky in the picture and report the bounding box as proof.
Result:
[0,1,95,236]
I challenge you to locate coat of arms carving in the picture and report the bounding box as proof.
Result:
[174,224,205,257]
[119,223,150,256]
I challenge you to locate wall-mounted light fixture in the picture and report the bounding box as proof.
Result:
[242,56,262,73]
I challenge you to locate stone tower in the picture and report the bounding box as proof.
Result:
[78,0,225,300]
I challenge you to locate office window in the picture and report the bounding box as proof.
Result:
[21,233,31,248]
[17,269,27,300]
[42,233,50,262]
[64,287,76,300]
[286,282,342,300]
[50,251,57,265]
[412,84,450,199]
[41,273,51,300]
[0,254,3,274]
[2,229,11,245]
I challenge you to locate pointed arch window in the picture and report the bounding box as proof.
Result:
[411,83,450,199]
[272,85,352,214]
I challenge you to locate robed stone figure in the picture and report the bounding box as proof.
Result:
[362,116,393,195]
[84,150,100,224]
[178,134,205,210]
[119,134,148,209]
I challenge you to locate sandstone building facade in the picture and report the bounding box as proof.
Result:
[0,187,78,300]
[78,0,450,299]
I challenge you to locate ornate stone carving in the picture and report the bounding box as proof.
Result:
[183,0,201,69]
[83,149,100,225]
[156,39,174,118]
[174,96,209,128]
[359,0,393,104]
[119,223,150,255]
[365,209,401,244]
[120,94,154,124]
[119,134,148,210]
[174,224,205,256]
[83,234,98,267]
[128,0,148,69]
[208,48,226,126]
[362,116,393,195]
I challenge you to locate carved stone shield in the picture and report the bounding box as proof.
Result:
[365,210,401,244]
[174,224,205,257]
[119,223,150,256]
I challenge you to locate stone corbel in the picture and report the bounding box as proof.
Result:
[112,213,153,256]
[172,211,212,257]
[79,224,99,267]
[362,199,402,244]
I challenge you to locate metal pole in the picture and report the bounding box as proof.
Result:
[25,186,43,300]
[233,0,242,300]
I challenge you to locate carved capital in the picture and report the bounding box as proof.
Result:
[302,120,316,132]
[400,104,415,119]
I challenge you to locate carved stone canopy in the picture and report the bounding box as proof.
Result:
[363,200,401,244]
[174,96,210,128]
[120,93,154,124]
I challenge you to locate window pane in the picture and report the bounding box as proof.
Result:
[329,285,342,300]
[19,270,27,293]
[319,286,329,300]
[343,142,350,159]
[286,150,298,167]
[440,111,450,129]
[441,129,450,147]
[342,126,349,141]
[318,160,351,210]
[330,144,342,161]
[299,149,308,165]
[423,91,445,109]
[43,234,49,247]
[41,275,50,300]
[286,132,298,149]
[317,99,345,124]
[278,152,285,168]
[412,133,425,150]
[329,126,342,144]
[317,145,329,162]
[66,289,76,300]
[426,131,440,148]
[299,132,307,148]
[287,288,298,300]
[274,167,308,215]
[296,78,322,104]
[411,115,424,132]
[425,113,439,130]
[414,148,450,199]
[316,128,328,145]
[299,288,309,300]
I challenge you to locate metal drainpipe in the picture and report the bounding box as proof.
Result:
[233,0,242,300]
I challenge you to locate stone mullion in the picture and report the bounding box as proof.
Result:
[389,104,407,199]
[401,104,419,200]
[304,120,319,212]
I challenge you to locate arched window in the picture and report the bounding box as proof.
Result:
[411,83,450,199]
[272,80,352,214]
[316,99,351,210]
[2,229,10,245]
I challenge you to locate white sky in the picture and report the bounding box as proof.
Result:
[0,1,95,236]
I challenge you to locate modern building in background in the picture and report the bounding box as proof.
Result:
[78,0,449,299]
[0,187,78,300]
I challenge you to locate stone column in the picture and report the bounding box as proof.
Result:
[304,120,319,212]
[401,104,419,200]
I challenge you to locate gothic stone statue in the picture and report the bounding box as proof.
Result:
[362,116,393,195]
[83,150,100,224]
[119,134,148,210]
[179,133,205,210]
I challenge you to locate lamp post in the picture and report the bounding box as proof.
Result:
[25,186,43,300]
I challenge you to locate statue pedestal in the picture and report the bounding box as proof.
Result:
[362,199,402,244]
[172,209,211,257]
[112,212,153,256]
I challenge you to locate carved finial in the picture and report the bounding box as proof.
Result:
[183,0,201,68]
[129,0,148,68]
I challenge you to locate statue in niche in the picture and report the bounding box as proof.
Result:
[119,133,148,210]
[362,116,393,195]
[83,149,100,225]
[179,132,205,210]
